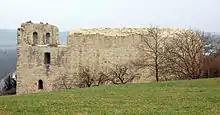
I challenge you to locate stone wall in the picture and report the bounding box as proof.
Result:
[16,22,67,94]
[17,22,59,46]
[16,46,67,94]
[17,22,197,94]
[65,28,186,83]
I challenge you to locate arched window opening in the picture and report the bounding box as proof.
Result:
[33,32,38,45]
[46,33,51,44]
[38,80,43,89]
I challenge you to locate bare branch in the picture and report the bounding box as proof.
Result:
[109,64,141,84]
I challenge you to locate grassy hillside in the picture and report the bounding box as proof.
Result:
[0,78,220,115]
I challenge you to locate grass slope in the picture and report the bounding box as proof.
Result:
[0,78,220,115]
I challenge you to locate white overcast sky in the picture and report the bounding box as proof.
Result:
[0,0,219,32]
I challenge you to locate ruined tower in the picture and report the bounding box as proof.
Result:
[16,21,67,94]
[16,21,197,95]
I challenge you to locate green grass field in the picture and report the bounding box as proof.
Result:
[0,78,220,115]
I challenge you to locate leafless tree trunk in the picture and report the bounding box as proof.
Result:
[95,72,110,86]
[134,26,168,82]
[109,64,141,84]
[164,30,205,79]
[77,66,110,88]
[77,67,95,88]
[53,73,73,90]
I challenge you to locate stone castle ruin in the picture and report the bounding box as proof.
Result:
[16,21,197,94]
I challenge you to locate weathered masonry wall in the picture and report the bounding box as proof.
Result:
[17,46,67,94]
[65,28,190,83]
[17,22,59,46]
[66,33,143,82]
[66,28,154,83]
[17,21,196,94]
[16,22,67,94]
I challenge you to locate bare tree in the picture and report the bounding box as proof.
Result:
[201,31,220,56]
[53,73,73,90]
[77,66,110,88]
[60,74,72,89]
[94,72,110,86]
[109,64,141,84]
[164,30,205,79]
[134,27,168,82]
[77,66,95,88]
[201,31,220,77]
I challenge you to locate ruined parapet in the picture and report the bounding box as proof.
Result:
[67,27,192,46]
[18,21,60,46]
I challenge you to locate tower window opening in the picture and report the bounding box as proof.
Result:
[33,32,38,45]
[38,80,43,89]
[46,33,51,44]
[44,52,51,64]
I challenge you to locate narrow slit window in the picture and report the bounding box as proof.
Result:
[46,33,50,44]
[33,32,38,45]
[44,52,51,64]
[38,80,43,89]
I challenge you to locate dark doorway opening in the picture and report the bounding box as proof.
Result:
[38,80,43,89]
[33,32,38,45]
[46,33,51,44]
[44,52,51,64]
